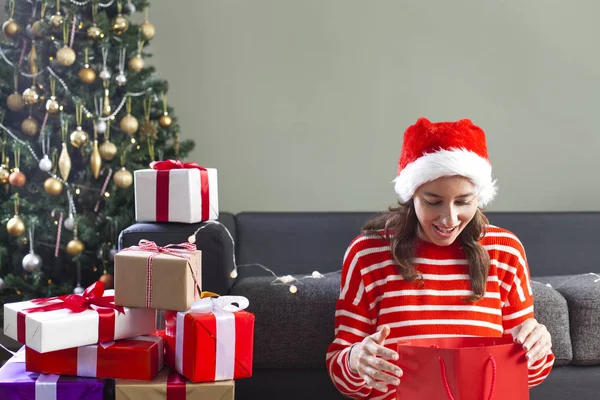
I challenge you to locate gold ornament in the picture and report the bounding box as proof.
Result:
[141,21,155,40]
[113,167,133,189]
[79,49,96,84]
[79,65,96,84]
[99,120,117,161]
[7,215,25,237]
[28,43,38,75]
[66,239,85,257]
[56,46,76,66]
[21,116,39,137]
[128,55,144,72]
[45,76,61,114]
[111,3,129,35]
[99,140,117,161]
[159,113,172,128]
[59,123,71,181]
[70,128,89,148]
[90,138,101,179]
[31,20,44,38]
[70,103,89,148]
[0,165,9,184]
[2,20,20,40]
[8,170,26,187]
[120,114,138,135]
[158,92,172,128]
[138,95,157,142]
[102,82,111,116]
[46,97,60,113]
[50,13,64,29]
[87,3,102,39]
[2,2,19,40]
[87,24,102,39]
[120,96,138,135]
[22,86,40,105]
[7,92,24,112]
[31,2,47,38]
[43,177,63,196]
[128,40,145,72]
[138,120,157,142]
[112,15,129,34]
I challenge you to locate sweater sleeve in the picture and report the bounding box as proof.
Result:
[326,237,377,399]
[500,237,555,388]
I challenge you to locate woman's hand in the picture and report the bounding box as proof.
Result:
[512,318,552,367]
[348,325,403,393]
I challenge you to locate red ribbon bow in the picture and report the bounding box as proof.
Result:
[18,281,125,345]
[150,159,207,171]
[136,239,197,254]
[29,281,124,314]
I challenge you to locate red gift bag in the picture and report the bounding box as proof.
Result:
[396,337,529,400]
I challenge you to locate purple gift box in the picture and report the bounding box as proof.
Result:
[0,347,104,400]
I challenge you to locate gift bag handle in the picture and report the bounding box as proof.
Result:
[438,355,497,400]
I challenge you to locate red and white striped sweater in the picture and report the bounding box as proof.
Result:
[327,225,555,399]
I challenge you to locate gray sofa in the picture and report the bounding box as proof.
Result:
[119,212,600,400]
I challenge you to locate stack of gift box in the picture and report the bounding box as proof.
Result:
[0,160,255,400]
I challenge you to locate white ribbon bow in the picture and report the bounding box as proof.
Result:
[175,296,249,381]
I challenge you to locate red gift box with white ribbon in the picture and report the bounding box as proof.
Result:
[25,334,164,381]
[134,159,219,223]
[3,281,156,353]
[164,295,255,383]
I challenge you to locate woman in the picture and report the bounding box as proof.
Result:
[327,118,554,399]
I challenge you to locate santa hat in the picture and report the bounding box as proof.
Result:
[393,117,497,208]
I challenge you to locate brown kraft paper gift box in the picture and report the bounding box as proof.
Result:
[114,246,202,312]
[116,367,234,400]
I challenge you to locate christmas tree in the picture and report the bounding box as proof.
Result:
[0,0,194,309]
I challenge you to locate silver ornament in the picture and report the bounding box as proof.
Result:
[108,247,118,262]
[125,2,136,14]
[0,277,4,290]
[39,154,53,172]
[115,73,127,86]
[22,252,42,273]
[26,24,34,39]
[99,68,111,80]
[74,285,84,294]
[64,215,75,231]
[95,120,107,134]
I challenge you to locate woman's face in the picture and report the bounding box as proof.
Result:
[413,176,479,246]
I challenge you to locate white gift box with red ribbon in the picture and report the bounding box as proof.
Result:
[3,283,156,354]
[134,160,219,224]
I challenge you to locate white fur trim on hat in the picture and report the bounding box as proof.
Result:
[393,148,498,208]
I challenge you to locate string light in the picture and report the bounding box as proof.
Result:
[534,272,600,288]
[189,221,341,294]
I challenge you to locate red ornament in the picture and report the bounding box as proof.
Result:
[8,170,26,187]
[99,273,114,290]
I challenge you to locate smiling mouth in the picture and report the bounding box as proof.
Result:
[433,225,458,236]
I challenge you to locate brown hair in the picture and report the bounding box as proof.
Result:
[362,201,490,302]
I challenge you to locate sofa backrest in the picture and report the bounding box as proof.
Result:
[233,211,600,278]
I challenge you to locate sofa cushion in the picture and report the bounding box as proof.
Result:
[531,281,572,366]
[229,274,341,369]
[535,274,600,365]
